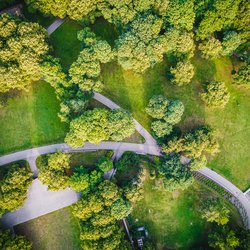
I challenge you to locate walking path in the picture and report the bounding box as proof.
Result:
[46,17,67,35]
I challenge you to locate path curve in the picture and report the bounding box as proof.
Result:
[46,17,67,35]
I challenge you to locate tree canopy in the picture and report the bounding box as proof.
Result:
[0,164,32,215]
[65,108,135,148]
[0,14,49,92]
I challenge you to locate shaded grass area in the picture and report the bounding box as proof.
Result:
[101,55,250,190]
[131,173,242,249]
[50,19,83,70]
[14,207,81,250]
[0,81,68,155]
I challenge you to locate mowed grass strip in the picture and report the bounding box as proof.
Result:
[14,207,81,250]
[0,81,68,155]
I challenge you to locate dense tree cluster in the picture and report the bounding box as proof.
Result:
[69,28,114,92]
[162,126,219,159]
[65,108,135,148]
[146,95,184,138]
[201,81,230,108]
[0,164,32,215]
[158,155,193,192]
[0,14,49,92]
[0,229,32,250]
[72,180,132,249]
[97,156,113,173]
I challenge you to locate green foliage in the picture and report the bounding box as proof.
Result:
[233,64,250,85]
[163,126,219,158]
[189,155,207,171]
[198,37,222,59]
[72,179,131,249]
[69,166,89,192]
[201,81,230,108]
[0,14,49,92]
[201,198,230,225]
[158,155,193,192]
[170,60,195,86]
[97,156,113,172]
[115,152,140,171]
[69,28,114,92]
[124,184,144,203]
[196,0,240,39]
[221,31,241,56]
[151,120,173,138]
[38,153,70,191]
[116,14,165,73]
[167,0,195,31]
[57,84,93,123]
[0,229,32,250]
[208,226,240,250]
[65,108,135,148]
[48,152,70,171]
[0,165,32,214]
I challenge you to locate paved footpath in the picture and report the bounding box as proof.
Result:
[46,17,66,35]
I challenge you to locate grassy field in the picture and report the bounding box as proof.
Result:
[0,81,67,155]
[131,173,242,249]
[101,55,250,191]
[15,207,81,250]
[50,20,83,70]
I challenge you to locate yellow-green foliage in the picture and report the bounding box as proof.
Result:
[0,14,49,92]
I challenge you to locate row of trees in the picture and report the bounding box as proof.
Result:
[146,95,184,138]
[0,164,32,216]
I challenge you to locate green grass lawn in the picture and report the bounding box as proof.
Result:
[101,56,250,191]
[50,19,83,70]
[0,81,68,155]
[131,173,242,249]
[14,207,81,250]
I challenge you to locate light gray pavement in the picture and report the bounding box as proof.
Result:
[26,157,38,178]
[46,17,67,35]
[244,188,250,202]
[1,179,80,228]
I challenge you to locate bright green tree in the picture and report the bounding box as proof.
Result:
[233,65,250,85]
[221,31,241,56]
[201,81,230,108]
[69,166,90,192]
[170,60,194,86]
[151,120,173,138]
[189,155,207,171]
[0,165,32,214]
[97,157,113,172]
[198,37,222,59]
[0,14,49,92]
[47,152,70,171]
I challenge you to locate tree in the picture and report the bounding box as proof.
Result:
[115,152,140,171]
[221,31,241,56]
[0,165,32,214]
[201,81,230,108]
[97,156,113,172]
[124,184,144,203]
[111,199,132,220]
[151,120,173,138]
[0,229,32,250]
[196,0,240,39]
[69,166,89,192]
[159,155,193,192]
[65,108,135,148]
[198,37,222,59]
[108,109,135,141]
[209,226,240,250]
[167,0,195,31]
[170,60,194,86]
[201,198,230,225]
[233,65,250,85]
[189,155,207,171]
[0,14,49,92]
[47,152,70,171]
[116,14,165,73]
[162,126,219,158]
